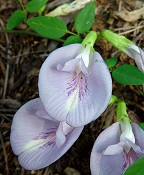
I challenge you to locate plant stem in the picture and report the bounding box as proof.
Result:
[18,0,26,11]
[66,30,78,36]
[0,29,65,42]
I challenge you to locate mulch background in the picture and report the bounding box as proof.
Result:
[0,0,144,174]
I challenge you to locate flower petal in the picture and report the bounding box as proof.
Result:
[125,47,144,72]
[93,122,120,152]
[90,150,102,175]
[57,57,81,73]
[99,145,123,175]
[103,143,123,155]
[38,44,112,127]
[123,148,139,171]
[38,44,81,123]
[132,123,144,150]
[90,143,123,175]
[90,123,120,175]
[55,122,66,147]
[10,98,58,155]
[10,98,84,170]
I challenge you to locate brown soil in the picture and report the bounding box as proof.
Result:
[0,0,144,174]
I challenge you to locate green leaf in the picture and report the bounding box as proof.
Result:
[74,2,96,34]
[139,123,144,130]
[112,64,144,85]
[124,157,144,175]
[27,16,67,39]
[63,35,82,46]
[6,10,26,30]
[26,0,48,13]
[105,57,118,68]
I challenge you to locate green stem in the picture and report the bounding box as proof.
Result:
[0,29,65,42]
[18,0,26,11]
[66,30,78,36]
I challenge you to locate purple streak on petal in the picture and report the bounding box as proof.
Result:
[10,98,59,155]
[85,51,112,121]
[66,51,112,126]
[66,72,88,100]
[38,44,82,122]
[10,98,84,170]
[123,148,139,171]
[58,56,89,101]
[39,44,112,127]
[34,128,56,148]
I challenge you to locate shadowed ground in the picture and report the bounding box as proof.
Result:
[0,0,144,174]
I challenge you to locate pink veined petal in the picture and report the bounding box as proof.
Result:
[10,98,58,155]
[10,98,84,170]
[123,148,139,172]
[66,51,112,125]
[122,137,144,173]
[38,44,112,127]
[125,140,144,161]
[38,44,81,123]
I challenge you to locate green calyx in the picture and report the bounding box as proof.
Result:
[102,30,133,52]
[116,101,131,122]
[109,95,119,106]
[82,31,97,49]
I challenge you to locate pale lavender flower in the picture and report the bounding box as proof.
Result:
[38,44,112,127]
[90,118,144,175]
[10,98,84,170]
[125,46,144,72]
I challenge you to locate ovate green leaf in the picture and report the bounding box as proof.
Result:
[6,10,26,30]
[112,64,144,85]
[74,2,96,34]
[124,157,144,175]
[27,16,67,39]
[63,35,82,46]
[26,0,48,13]
[105,57,118,68]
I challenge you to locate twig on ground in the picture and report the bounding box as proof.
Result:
[3,63,9,99]
[118,25,144,35]
[0,130,9,175]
